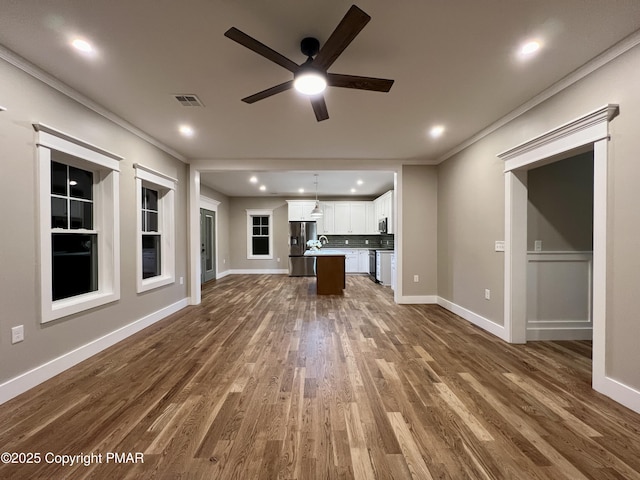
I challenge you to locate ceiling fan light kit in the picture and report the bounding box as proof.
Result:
[224,4,394,121]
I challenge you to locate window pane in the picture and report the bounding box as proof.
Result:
[261,217,269,226]
[261,226,269,236]
[146,212,158,232]
[52,233,98,301]
[142,235,161,279]
[253,216,260,226]
[69,200,93,229]
[69,166,93,200]
[253,226,260,236]
[51,197,67,228]
[51,162,67,196]
[252,237,269,255]
[144,188,158,211]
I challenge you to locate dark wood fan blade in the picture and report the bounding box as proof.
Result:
[241,80,294,104]
[313,5,370,71]
[225,27,299,73]
[328,73,394,92]
[311,96,329,122]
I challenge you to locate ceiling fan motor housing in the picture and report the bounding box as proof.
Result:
[300,37,320,58]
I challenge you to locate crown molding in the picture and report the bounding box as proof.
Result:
[436,29,640,164]
[0,45,187,163]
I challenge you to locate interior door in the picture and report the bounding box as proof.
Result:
[200,208,216,283]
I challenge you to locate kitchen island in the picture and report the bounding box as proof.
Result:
[304,250,346,295]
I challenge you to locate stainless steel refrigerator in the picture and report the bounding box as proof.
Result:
[289,221,317,276]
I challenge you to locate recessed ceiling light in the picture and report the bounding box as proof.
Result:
[350,188,356,193]
[429,125,445,138]
[179,125,194,137]
[71,38,94,54]
[249,176,258,183]
[259,185,266,191]
[519,40,542,58]
[357,180,363,186]
[298,188,305,193]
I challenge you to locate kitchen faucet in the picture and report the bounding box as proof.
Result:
[319,235,329,245]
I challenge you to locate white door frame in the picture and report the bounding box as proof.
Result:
[498,104,624,401]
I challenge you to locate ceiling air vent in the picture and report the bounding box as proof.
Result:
[174,94,204,107]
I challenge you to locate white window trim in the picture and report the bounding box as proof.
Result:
[135,164,177,293]
[246,209,273,260]
[35,124,121,323]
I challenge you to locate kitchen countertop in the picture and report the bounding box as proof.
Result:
[304,249,346,256]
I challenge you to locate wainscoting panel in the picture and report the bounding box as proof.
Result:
[527,251,593,340]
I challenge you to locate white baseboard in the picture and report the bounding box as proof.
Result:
[216,269,231,279]
[228,269,289,275]
[0,298,189,405]
[527,327,593,341]
[396,295,438,304]
[595,375,640,415]
[437,296,509,342]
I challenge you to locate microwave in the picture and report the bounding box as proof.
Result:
[378,217,388,234]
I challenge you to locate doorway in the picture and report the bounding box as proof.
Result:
[525,152,594,341]
[500,104,618,397]
[200,208,216,283]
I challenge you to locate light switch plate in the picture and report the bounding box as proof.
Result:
[11,325,24,344]
[534,240,542,252]
[495,241,505,252]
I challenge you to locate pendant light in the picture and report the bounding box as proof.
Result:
[310,174,323,218]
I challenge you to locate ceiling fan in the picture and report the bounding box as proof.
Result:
[224,4,394,122]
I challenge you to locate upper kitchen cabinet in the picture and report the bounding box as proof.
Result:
[333,202,367,234]
[317,202,334,234]
[374,190,394,234]
[287,200,317,221]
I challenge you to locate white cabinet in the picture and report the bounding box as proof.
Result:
[317,202,334,234]
[374,190,394,234]
[390,254,396,291]
[345,250,359,273]
[376,251,392,286]
[333,201,368,234]
[358,250,369,272]
[287,200,317,221]
[365,201,377,234]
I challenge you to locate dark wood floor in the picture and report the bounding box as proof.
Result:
[1,275,640,479]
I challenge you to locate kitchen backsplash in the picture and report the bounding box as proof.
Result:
[320,234,394,249]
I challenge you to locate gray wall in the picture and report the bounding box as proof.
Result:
[0,59,188,382]
[402,165,438,296]
[437,43,640,388]
[200,185,231,274]
[527,152,594,252]
[228,197,289,271]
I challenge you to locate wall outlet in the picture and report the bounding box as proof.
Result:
[277,257,281,263]
[413,275,419,283]
[365,240,369,245]
[495,241,505,252]
[484,289,491,300]
[11,325,24,344]
[223,258,226,264]
[345,239,349,244]
[534,240,542,252]
[179,276,184,285]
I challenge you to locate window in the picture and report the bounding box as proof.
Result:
[135,164,176,292]
[35,124,121,323]
[246,209,273,259]
[51,161,97,301]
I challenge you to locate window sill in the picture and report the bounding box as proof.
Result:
[137,274,174,293]
[44,290,120,323]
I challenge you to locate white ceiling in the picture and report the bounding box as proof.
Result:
[1,1,639,196]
